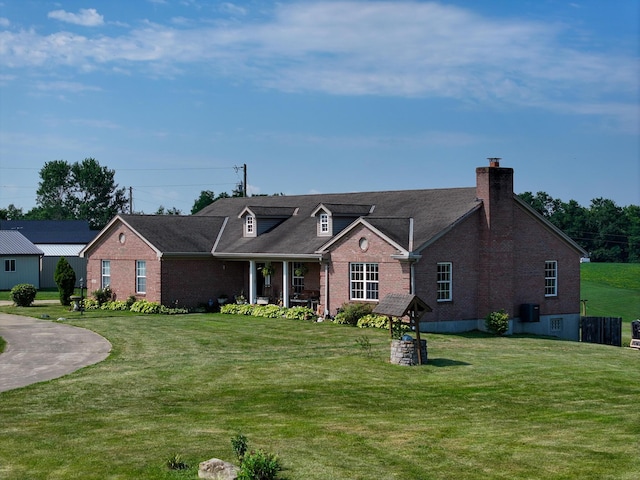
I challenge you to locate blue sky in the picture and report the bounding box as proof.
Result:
[1,0,638,215]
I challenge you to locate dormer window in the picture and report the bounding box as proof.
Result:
[245,214,255,237]
[319,212,330,235]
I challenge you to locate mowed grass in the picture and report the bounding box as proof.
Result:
[580,263,640,345]
[0,306,639,480]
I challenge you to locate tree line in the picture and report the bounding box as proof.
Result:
[0,158,245,229]
[1,159,637,262]
[518,192,640,263]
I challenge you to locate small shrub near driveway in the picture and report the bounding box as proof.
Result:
[10,283,37,307]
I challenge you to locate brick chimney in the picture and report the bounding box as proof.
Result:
[476,158,515,318]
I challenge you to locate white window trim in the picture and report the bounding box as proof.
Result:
[4,259,16,272]
[545,260,558,297]
[350,262,379,301]
[136,260,146,294]
[318,212,331,236]
[101,260,111,289]
[245,215,256,237]
[437,262,452,302]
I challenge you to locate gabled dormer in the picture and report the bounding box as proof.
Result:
[311,203,374,237]
[239,206,298,237]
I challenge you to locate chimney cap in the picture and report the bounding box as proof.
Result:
[487,157,501,167]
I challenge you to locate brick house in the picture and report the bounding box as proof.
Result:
[81,160,586,340]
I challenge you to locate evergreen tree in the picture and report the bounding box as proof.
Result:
[54,257,76,306]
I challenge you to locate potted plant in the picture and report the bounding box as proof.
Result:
[262,263,275,277]
[235,292,246,304]
[217,294,229,305]
[294,264,308,277]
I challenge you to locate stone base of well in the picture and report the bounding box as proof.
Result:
[390,339,427,366]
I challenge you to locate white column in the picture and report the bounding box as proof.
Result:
[249,260,257,304]
[282,260,290,307]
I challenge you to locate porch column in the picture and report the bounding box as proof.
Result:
[323,262,330,317]
[282,260,290,307]
[249,260,257,304]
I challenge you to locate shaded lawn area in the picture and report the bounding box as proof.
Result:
[0,311,638,480]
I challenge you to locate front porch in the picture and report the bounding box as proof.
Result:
[243,259,322,311]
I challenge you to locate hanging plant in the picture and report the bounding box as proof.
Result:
[262,263,275,277]
[294,264,308,277]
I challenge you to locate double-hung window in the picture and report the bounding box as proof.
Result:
[245,215,255,236]
[545,260,558,297]
[136,260,146,294]
[292,262,305,294]
[101,260,111,288]
[350,263,379,300]
[437,262,452,301]
[319,213,330,235]
[4,259,16,272]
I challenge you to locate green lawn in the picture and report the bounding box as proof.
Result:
[580,263,640,345]
[0,305,638,479]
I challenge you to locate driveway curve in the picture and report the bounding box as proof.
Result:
[0,313,111,392]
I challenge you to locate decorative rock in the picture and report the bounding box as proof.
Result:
[198,458,239,480]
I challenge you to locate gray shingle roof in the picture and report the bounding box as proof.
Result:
[0,231,44,256]
[197,187,480,256]
[118,215,225,254]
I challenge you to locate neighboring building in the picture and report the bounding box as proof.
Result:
[81,160,587,340]
[0,230,44,290]
[0,220,96,288]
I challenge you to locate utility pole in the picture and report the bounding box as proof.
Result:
[234,164,247,197]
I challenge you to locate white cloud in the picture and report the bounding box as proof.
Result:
[0,17,10,27]
[47,8,104,27]
[1,2,636,128]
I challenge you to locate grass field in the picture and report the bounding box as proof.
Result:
[0,263,638,479]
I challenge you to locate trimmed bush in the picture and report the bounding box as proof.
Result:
[10,283,37,307]
[92,286,113,306]
[334,303,373,325]
[54,257,76,306]
[485,309,510,336]
[238,449,282,480]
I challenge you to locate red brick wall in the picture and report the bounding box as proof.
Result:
[512,204,581,317]
[160,257,244,308]
[85,221,247,308]
[85,222,160,302]
[414,212,481,321]
[326,224,410,316]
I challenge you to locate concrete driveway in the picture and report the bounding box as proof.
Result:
[0,311,111,392]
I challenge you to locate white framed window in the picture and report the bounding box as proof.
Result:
[350,263,379,300]
[101,260,111,288]
[4,259,16,272]
[292,262,305,294]
[136,260,146,294]
[319,212,330,235]
[545,260,558,297]
[245,215,255,236]
[437,262,452,301]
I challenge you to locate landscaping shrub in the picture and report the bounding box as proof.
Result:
[334,303,374,325]
[100,300,130,311]
[237,449,282,480]
[92,286,113,306]
[356,313,390,329]
[129,299,188,315]
[485,309,510,336]
[9,283,37,307]
[220,303,315,320]
[231,433,248,462]
[54,257,76,306]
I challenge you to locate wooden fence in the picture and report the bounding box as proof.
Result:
[581,317,622,347]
